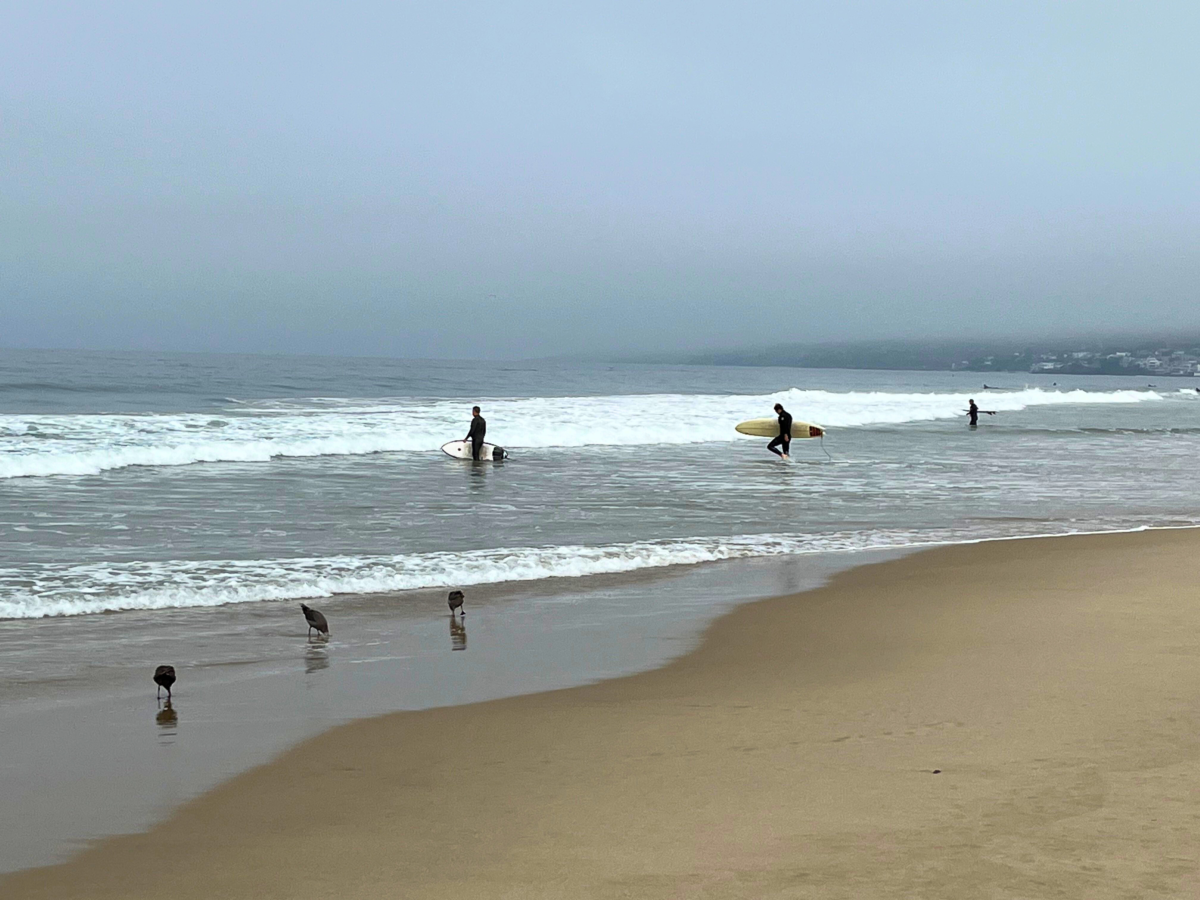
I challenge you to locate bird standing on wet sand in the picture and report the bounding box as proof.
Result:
[448,590,465,617]
[153,665,176,700]
[300,603,330,639]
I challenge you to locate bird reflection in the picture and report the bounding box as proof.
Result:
[156,700,178,737]
[450,616,467,651]
[305,645,330,674]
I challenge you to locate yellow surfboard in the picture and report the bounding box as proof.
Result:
[735,418,825,438]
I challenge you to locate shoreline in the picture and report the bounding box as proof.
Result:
[6,527,1200,898]
[0,547,885,874]
[3,524,1190,873]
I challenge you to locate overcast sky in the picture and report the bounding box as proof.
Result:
[2,2,1198,358]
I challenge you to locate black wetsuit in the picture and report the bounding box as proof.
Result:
[466,414,487,460]
[768,409,792,456]
[968,402,979,427]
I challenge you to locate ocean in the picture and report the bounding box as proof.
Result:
[4,349,1198,619]
[1,347,1198,870]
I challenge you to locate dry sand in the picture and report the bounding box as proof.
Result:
[5,529,1200,899]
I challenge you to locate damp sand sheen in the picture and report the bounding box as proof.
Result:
[5,528,1200,900]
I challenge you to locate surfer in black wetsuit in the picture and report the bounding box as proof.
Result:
[768,403,792,459]
[466,406,486,460]
[967,399,996,427]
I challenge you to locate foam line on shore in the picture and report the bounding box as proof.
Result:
[5,521,1195,620]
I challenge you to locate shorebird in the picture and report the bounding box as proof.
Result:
[153,665,176,700]
[300,603,330,639]
[447,590,465,617]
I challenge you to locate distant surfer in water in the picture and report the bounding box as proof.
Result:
[967,399,996,427]
[768,403,792,459]
[466,406,486,460]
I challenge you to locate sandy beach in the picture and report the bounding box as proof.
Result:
[5,528,1200,899]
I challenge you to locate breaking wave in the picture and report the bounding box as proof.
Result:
[5,523,1189,619]
[0,386,1166,479]
[0,528,1030,619]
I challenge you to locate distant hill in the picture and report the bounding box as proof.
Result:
[674,336,1200,377]
[686,340,1010,371]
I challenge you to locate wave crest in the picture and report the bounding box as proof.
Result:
[5,523,1188,619]
[0,386,1165,479]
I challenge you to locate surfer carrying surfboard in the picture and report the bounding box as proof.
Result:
[768,403,792,459]
[967,399,996,427]
[466,406,487,460]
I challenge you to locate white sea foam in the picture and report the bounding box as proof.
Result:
[0,530,969,618]
[0,387,1165,479]
[5,523,1184,620]
[0,534,824,618]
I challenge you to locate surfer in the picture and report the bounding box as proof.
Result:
[466,406,486,460]
[768,403,792,459]
[966,399,996,427]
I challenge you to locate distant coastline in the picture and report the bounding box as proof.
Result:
[661,336,1200,378]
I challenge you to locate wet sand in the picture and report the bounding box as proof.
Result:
[0,551,864,873]
[5,529,1200,899]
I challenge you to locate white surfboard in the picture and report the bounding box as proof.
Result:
[441,440,508,461]
[734,418,825,438]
